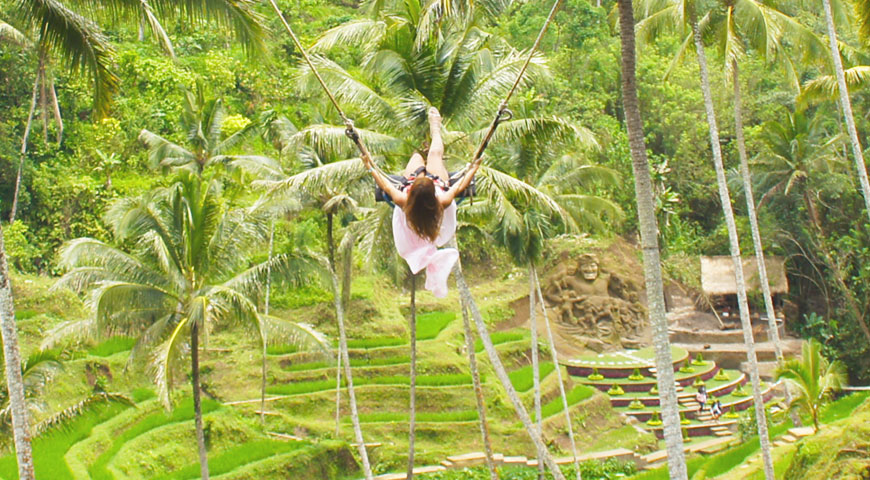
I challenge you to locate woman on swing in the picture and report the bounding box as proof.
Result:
[364,107,482,298]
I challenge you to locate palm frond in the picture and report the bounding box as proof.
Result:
[476,165,576,231]
[285,124,403,160]
[257,158,370,206]
[311,19,387,53]
[261,315,332,359]
[20,0,118,116]
[799,66,870,104]
[469,116,598,155]
[296,56,397,124]
[41,318,97,350]
[151,316,189,409]
[139,129,196,169]
[0,19,31,47]
[33,392,133,436]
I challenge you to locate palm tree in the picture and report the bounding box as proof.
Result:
[52,173,330,480]
[452,258,566,480]
[713,0,815,427]
[820,0,870,224]
[753,109,870,343]
[617,0,687,477]
[257,150,377,480]
[0,223,35,480]
[7,0,266,116]
[139,82,275,177]
[775,339,847,432]
[636,1,775,475]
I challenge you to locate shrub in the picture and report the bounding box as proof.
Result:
[588,367,604,381]
[679,360,695,373]
[628,368,645,381]
[646,412,662,426]
[607,384,625,396]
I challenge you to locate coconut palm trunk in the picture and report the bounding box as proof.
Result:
[616,0,687,477]
[261,221,275,426]
[731,61,801,426]
[528,264,544,480]
[0,225,35,479]
[406,272,417,479]
[459,303,498,480]
[691,12,774,480]
[534,269,581,480]
[452,260,566,480]
[325,216,372,479]
[822,0,870,223]
[190,321,210,480]
[10,68,40,224]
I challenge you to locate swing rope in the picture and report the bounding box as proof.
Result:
[267,2,566,478]
[267,0,563,178]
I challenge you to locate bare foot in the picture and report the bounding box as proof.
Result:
[428,106,442,131]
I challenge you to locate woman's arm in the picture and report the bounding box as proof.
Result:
[439,159,483,207]
[365,158,408,207]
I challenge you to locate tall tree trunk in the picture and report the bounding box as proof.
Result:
[691,13,774,480]
[451,258,566,480]
[191,321,210,480]
[327,212,347,440]
[334,344,342,437]
[822,0,870,223]
[330,268,372,479]
[0,224,35,479]
[460,303,498,480]
[341,233,354,312]
[48,77,62,144]
[38,56,48,145]
[534,270,581,480]
[616,1,687,477]
[406,272,417,480]
[731,61,801,427]
[529,264,544,480]
[10,71,40,224]
[261,220,275,426]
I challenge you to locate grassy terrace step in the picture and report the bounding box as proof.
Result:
[474,330,528,353]
[509,362,555,392]
[160,440,310,480]
[266,373,477,396]
[344,410,479,423]
[281,355,411,372]
[88,397,221,480]
[541,385,596,418]
[0,403,131,480]
[268,312,455,355]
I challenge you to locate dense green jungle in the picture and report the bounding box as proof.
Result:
[1,0,870,478]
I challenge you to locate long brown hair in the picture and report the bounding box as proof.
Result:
[403,176,443,242]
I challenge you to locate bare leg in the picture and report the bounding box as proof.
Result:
[425,107,449,182]
[402,152,426,177]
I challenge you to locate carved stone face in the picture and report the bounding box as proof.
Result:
[580,261,599,281]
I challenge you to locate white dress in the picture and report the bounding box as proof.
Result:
[392,189,459,298]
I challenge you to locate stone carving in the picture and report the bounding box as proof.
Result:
[544,253,647,352]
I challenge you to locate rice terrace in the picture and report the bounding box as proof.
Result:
[1,0,869,479]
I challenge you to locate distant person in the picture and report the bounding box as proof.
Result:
[695,385,708,412]
[711,400,723,421]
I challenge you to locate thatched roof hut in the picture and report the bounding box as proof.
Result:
[700,256,788,296]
